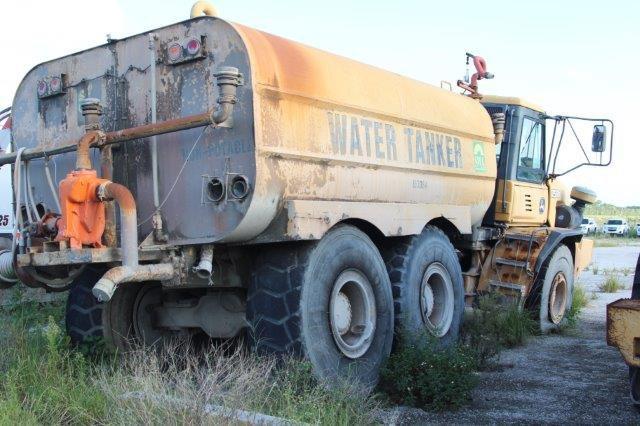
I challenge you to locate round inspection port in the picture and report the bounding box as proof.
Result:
[230,175,250,199]
[207,178,225,202]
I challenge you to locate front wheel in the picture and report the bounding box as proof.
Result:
[528,245,574,333]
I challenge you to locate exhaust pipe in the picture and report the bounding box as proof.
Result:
[193,245,214,279]
[91,182,174,302]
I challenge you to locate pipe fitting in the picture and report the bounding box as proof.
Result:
[190,1,218,18]
[210,67,242,126]
[92,264,174,302]
[193,245,214,279]
[97,182,138,267]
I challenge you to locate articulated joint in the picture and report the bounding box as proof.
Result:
[210,67,243,126]
[92,264,174,302]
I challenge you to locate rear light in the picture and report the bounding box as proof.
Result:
[37,80,48,97]
[186,38,201,55]
[167,42,183,62]
[166,36,205,64]
[37,74,66,99]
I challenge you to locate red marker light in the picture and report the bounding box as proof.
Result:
[37,80,47,97]
[167,43,183,62]
[186,38,201,55]
[50,77,61,92]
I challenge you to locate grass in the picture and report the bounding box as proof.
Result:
[565,283,590,328]
[461,295,537,370]
[378,334,478,411]
[599,275,624,293]
[0,301,378,425]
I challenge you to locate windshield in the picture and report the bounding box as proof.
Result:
[581,219,589,224]
[607,220,622,225]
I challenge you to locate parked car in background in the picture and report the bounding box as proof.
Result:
[635,223,640,237]
[603,218,629,236]
[580,217,598,234]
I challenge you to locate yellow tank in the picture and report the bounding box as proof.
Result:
[9,17,497,245]
[225,21,497,242]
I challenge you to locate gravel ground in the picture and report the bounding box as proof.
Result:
[383,244,640,425]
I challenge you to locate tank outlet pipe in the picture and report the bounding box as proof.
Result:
[92,264,174,302]
[193,245,214,279]
[91,181,175,302]
[210,67,242,127]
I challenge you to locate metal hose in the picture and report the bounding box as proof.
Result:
[0,250,17,284]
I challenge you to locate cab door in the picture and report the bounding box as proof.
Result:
[494,112,549,226]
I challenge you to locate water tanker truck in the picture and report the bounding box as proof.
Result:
[0,2,613,383]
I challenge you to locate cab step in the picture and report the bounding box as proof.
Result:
[495,257,528,269]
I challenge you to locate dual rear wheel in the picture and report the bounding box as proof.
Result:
[247,225,465,384]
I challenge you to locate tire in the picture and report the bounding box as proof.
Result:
[66,267,164,351]
[629,254,640,406]
[247,224,394,386]
[383,226,464,348]
[528,244,574,333]
[66,267,109,347]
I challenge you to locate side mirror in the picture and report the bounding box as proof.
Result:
[592,125,607,152]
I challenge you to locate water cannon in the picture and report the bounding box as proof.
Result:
[457,52,494,98]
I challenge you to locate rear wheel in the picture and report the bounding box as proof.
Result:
[247,225,394,385]
[383,226,464,347]
[66,268,170,351]
[528,244,574,333]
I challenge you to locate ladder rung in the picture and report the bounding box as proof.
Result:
[495,258,528,269]
[489,280,525,292]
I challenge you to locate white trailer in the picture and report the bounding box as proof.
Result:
[0,117,13,244]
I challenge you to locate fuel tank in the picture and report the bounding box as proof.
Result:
[11,16,496,246]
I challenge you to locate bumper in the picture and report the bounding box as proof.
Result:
[604,229,625,235]
[607,299,640,367]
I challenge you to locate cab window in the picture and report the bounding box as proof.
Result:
[517,117,545,183]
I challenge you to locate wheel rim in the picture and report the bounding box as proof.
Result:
[549,272,568,324]
[420,262,454,337]
[133,285,164,346]
[329,269,376,359]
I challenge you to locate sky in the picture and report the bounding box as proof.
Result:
[1,0,638,206]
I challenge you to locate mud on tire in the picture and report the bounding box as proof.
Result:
[247,225,394,385]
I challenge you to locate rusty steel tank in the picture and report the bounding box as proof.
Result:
[10,16,496,247]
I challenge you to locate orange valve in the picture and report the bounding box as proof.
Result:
[56,169,110,249]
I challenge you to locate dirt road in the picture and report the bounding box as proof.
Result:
[386,244,640,424]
